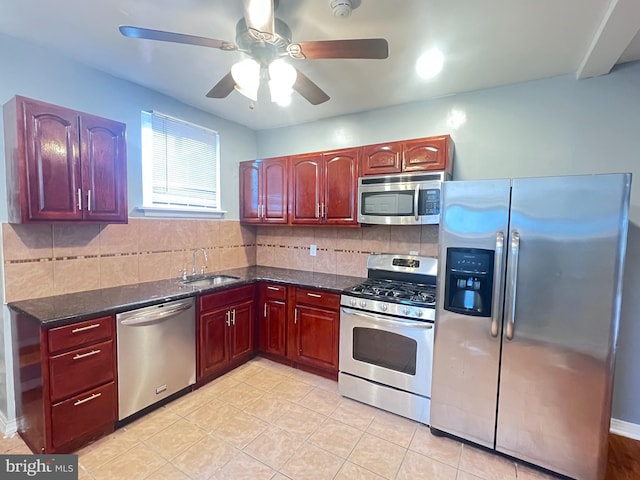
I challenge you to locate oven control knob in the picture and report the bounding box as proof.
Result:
[350,298,357,307]
[359,300,367,308]
[403,307,411,316]
[416,309,423,317]
[380,303,388,312]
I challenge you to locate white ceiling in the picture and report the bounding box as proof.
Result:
[1,0,639,131]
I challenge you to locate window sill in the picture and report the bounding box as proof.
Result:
[136,205,226,219]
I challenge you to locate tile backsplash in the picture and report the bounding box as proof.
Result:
[2,220,439,303]
[255,225,439,278]
[2,219,256,302]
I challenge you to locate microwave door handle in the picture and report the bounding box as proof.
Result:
[414,185,420,221]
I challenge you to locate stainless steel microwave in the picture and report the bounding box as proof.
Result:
[358,172,450,225]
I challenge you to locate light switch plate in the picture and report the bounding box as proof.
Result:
[310,244,317,256]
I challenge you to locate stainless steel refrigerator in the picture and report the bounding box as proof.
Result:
[430,173,631,480]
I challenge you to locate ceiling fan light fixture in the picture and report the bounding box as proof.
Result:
[232,58,261,101]
[268,59,297,104]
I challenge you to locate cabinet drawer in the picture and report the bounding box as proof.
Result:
[295,288,340,309]
[48,316,113,354]
[49,340,114,402]
[262,283,287,301]
[199,284,254,313]
[51,381,116,449]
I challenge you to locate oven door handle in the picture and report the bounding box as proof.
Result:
[341,307,433,329]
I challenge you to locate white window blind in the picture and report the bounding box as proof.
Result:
[141,111,220,211]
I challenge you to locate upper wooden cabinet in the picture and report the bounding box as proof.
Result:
[361,135,453,176]
[239,157,288,224]
[3,96,127,224]
[289,148,359,225]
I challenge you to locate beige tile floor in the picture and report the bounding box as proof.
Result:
[0,357,557,480]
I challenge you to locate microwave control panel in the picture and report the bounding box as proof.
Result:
[419,189,441,215]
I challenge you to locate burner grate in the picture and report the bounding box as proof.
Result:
[348,279,436,307]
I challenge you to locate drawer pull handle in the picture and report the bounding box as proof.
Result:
[267,286,280,291]
[74,392,102,406]
[307,293,322,298]
[71,324,101,333]
[73,349,101,360]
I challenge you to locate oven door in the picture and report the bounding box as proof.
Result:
[339,306,434,397]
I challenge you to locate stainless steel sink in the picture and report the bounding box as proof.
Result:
[180,274,240,288]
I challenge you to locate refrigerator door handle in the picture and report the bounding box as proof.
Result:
[505,231,520,340]
[490,231,505,337]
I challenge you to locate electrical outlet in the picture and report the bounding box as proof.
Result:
[310,244,317,256]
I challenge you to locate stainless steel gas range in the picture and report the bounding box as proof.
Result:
[339,254,437,424]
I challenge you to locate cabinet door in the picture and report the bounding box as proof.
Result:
[260,298,287,356]
[79,114,127,223]
[289,154,323,224]
[324,149,359,225]
[199,307,229,378]
[22,100,82,221]
[229,300,254,362]
[262,157,288,224]
[402,135,450,172]
[294,304,339,372]
[362,142,402,176]
[239,160,261,223]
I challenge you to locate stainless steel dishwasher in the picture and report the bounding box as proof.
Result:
[116,297,196,421]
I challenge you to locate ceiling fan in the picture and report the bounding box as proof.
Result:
[119,0,389,105]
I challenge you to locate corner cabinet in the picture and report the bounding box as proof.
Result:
[3,96,128,224]
[198,285,255,381]
[288,287,340,377]
[12,313,117,454]
[361,134,454,176]
[240,157,288,224]
[289,148,359,225]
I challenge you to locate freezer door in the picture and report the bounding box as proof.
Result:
[496,174,631,480]
[431,179,511,447]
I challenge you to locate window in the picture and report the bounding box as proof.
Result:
[140,111,223,216]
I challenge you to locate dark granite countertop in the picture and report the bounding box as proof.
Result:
[8,266,365,327]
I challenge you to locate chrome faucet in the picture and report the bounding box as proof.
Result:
[191,248,208,275]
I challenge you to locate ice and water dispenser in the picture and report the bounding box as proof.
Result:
[444,248,495,316]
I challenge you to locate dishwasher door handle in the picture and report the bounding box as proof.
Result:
[119,302,193,326]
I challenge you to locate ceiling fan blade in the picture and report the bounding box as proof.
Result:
[119,26,237,51]
[293,69,330,105]
[288,39,389,60]
[206,73,236,98]
[242,0,275,42]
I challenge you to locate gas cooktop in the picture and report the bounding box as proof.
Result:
[347,279,436,306]
[341,254,438,321]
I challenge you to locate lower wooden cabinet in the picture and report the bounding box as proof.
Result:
[198,285,255,380]
[258,283,288,357]
[12,314,116,453]
[289,287,340,376]
[50,382,116,449]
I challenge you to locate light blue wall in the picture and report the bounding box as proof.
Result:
[0,32,258,430]
[1,29,639,427]
[0,33,258,222]
[257,62,640,425]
